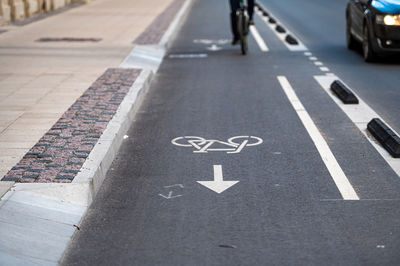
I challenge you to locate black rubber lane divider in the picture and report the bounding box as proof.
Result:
[285,34,299,45]
[263,11,269,16]
[368,118,400,158]
[269,18,276,24]
[330,80,359,104]
[276,25,286,33]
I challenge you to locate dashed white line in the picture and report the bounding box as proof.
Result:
[277,76,359,200]
[320,67,330,72]
[249,26,269,52]
[314,61,323,66]
[309,57,318,61]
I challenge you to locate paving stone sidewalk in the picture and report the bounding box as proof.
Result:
[0,0,191,264]
[2,69,141,183]
[0,0,185,185]
[0,0,175,183]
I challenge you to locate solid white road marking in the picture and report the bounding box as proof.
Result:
[250,25,269,52]
[197,165,239,194]
[193,39,230,45]
[314,75,400,177]
[169,54,208,59]
[277,76,359,200]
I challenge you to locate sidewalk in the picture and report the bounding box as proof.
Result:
[0,0,191,264]
[0,0,174,183]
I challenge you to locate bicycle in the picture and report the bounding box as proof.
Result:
[236,0,249,55]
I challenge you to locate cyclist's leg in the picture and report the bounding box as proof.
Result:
[247,0,254,23]
[229,0,240,43]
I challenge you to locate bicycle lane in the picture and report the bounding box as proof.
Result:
[62,0,400,264]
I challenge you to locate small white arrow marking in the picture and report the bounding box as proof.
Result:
[207,44,222,51]
[159,184,184,199]
[197,165,239,194]
[159,191,183,199]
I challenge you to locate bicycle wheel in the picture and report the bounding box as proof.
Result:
[241,34,248,55]
[237,10,248,55]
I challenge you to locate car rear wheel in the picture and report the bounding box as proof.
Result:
[346,15,357,50]
[362,24,376,62]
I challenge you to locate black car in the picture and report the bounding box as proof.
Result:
[346,0,400,61]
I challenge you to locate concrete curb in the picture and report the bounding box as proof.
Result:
[72,69,153,204]
[0,0,193,264]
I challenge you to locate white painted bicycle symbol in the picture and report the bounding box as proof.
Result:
[171,136,263,154]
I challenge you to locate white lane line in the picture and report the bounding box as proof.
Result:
[309,57,318,61]
[314,75,400,177]
[314,61,323,66]
[277,76,359,200]
[320,67,330,72]
[255,7,308,52]
[249,26,269,52]
[304,52,312,56]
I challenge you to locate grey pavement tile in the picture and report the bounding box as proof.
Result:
[0,199,82,225]
[0,208,76,237]
[0,250,56,266]
[0,221,69,262]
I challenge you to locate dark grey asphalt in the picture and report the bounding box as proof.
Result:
[61,0,400,265]
[259,0,400,133]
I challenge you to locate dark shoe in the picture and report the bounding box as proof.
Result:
[232,37,240,45]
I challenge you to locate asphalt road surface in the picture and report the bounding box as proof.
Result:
[62,0,400,265]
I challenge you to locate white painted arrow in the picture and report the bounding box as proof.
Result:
[207,44,222,51]
[197,165,239,194]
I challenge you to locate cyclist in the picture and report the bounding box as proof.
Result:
[229,0,254,45]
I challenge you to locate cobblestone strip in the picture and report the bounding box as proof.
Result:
[134,0,186,45]
[2,68,141,183]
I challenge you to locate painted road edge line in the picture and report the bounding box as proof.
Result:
[277,76,359,200]
[314,75,400,177]
[250,26,269,52]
